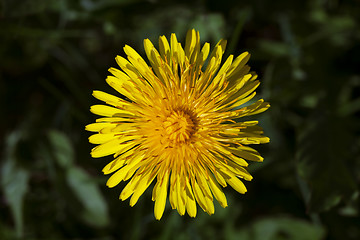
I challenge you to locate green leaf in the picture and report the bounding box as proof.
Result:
[47,130,74,169]
[0,223,17,240]
[258,40,291,57]
[296,113,357,212]
[234,217,325,240]
[1,132,30,239]
[80,0,141,11]
[1,161,29,239]
[190,13,226,42]
[66,167,109,227]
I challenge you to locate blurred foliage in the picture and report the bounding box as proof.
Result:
[1,0,360,239]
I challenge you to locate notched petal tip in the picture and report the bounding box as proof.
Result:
[85,124,92,131]
[129,197,137,207]
[245,175,253,181]
[107,67,114,73]
[90,150,99,158]
[123,44,131,51]
[119,194,127,201]
[263,137,270,143]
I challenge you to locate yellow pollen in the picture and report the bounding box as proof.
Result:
[162,110,195,143]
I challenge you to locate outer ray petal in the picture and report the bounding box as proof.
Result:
[88,133,116,144]
[185,178,197,217]
[106,154,144,188]
[225,173,247,194]
[208,173,228,208]
[91,136,137,158]
[153,170,170,220]
[129,169,157,206]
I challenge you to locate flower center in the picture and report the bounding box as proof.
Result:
[163,110,195,143]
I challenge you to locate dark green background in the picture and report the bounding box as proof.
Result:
[1,0,359,239]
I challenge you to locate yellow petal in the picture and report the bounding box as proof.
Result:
[120,174,140,201]
[106,153,144,187]
[124,45,158,88]
[102,157,126,175]
[226,174,247,194]
[106,164,132,188]
[192,179,208,213]
[213,169,227,187]
[103,148,137,175]
[90,105,132,117]
[220,162,253,181]
[85,122,113,132]
[226,51,250,79]
[95,117,130,123]
[195,169,213,200]
[184,29,196,59]
[159,35,171,63]
[229,91,257,110]
[88,133,116,144]
[92,90,129,106]
[108,67,131,81]
[115,55,142,83]
[185,178,197,217]
[130,170,156,206]
[200,42,210,64]
[215,54,233,78]
[205,195,215,215]
[169,173,178,210]
[245,101,271,116]
[208,173,228,208]
[177,42,185,69]
[176,179,186,215]
[170,33,178,58]
[154,170,170,220]
[229,147,263,162]
[105,76,135,101]
[91,137,136,158]
[144,38,156,64]
[208,39,227,61]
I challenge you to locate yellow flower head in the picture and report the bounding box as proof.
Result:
[86,29,270,220]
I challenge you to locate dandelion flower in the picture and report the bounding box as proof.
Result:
[86,29,270,220]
